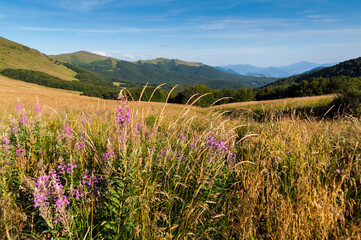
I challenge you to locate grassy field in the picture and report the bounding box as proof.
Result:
[0,78,360,239]
[212,94,336,120]
[0,76,202,118]
[0,37,76,81]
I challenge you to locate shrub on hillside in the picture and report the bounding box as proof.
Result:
[332,80,361,116]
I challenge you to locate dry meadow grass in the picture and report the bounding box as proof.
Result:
[0,75,205,119]
[1,77,360,239]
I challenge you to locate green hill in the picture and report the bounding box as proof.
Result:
[269,57,361,86]
[51,51,277,89]
[50,51,119,65]
[256,57,361,100]
[0,36,76,81]
[0,37,135,99]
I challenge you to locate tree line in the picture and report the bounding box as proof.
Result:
[2,68,361,112]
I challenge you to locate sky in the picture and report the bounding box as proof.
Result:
[1,0,361,67]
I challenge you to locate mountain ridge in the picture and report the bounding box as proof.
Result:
[51,50,277,89]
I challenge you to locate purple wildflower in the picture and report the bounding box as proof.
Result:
[21,115,28,123]
[75,142,83,150]
[64,125,73,135]
[132,123,141,132]
[2,137,10,144]
[16,103,23,110]
[103,149,117,163]
[12,126,18,134]
[207,137,229,153]
[116,97,130,127]
[35,103,42,113]
[227,151,237,161]
[15,148,25,157]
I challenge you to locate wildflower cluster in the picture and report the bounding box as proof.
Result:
[116,97,130,127]
[103,148,117,163]
[207,136,230,153]
[33,170,70,228]
[35,103,42,113]
[0,136,12,163]
[70,172,99,201]
[21,115,28,124]
[16,103,23,110]
[206,136,237,162]
[64,125,73,135]
[57,163,77,174]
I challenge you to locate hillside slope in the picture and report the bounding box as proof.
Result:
[270,57,361,86]
[0,37,76,80]
[50,51,119,65]
[256,57,361,100]
[52,51,277,89]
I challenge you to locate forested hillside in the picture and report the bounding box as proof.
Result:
[52,51,277,89]
[256,57,361,100]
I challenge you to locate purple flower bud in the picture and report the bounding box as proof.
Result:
[16,103,23,110]
[35,103,42,113]
[12,126,18,134]
[64,125,73,135]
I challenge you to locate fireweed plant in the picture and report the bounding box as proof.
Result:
[0,93,361,239]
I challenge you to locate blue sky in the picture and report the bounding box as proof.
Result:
[1,0,361,66]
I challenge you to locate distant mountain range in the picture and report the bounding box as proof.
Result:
[51,51,277,89]
[269,57,361,87]
[219,62,337,78]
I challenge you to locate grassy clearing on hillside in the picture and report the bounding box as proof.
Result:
[0,76,202,119]
[0,37,76,81]
[1,80,361,239]
[212,94,335,120]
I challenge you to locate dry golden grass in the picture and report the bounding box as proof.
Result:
[0,75,204,119]
[212,94,335,111]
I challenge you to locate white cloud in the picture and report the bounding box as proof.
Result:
[118,53,155,61]
[306,14,337,23]
[121,54,137,60]
[93,51,111,57]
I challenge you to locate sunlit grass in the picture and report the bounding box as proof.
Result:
[0,79,360,239]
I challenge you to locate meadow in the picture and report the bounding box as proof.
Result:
[1,77,361,239]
